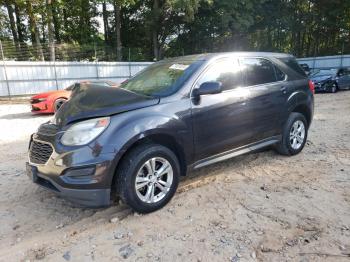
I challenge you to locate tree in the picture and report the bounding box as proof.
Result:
[26,0,44,60]
[4,0,19,48]
[113,0,122,60]
[1,0,350,61]
[46,0,55,61]
[147,0,204,60]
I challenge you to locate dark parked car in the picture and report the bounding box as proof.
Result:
[310,68,350,93]
[26,52,314,213]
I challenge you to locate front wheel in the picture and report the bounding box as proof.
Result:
[275,112,308,156]
[116,143,180,213]
[54,98,67,112]
[330,83,338,93]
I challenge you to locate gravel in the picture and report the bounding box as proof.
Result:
[0,93,349,261]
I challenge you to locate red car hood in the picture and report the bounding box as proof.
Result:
[31,90,71,99]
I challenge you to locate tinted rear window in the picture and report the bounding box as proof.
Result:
[279,57,306,76]
[242,58,277,86]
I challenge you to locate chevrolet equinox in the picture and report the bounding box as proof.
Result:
[26,52,314,213]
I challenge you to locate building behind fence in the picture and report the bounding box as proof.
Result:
[1,53,350,97]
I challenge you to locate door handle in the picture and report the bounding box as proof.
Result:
[280,86,287,94]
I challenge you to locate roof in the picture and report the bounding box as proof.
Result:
[163,52,294,63]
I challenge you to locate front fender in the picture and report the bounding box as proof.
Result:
[93,110,192,186]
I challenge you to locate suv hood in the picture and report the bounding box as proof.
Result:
[55,86,159,127]
[311,75,332,83]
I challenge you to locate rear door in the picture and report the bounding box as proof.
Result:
[240,57,289,140]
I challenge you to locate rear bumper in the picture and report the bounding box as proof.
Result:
[26,162,111,207]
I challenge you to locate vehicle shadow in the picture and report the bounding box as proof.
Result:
[0,112,52,120]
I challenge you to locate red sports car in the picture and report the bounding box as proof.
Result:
[30,81,118,114]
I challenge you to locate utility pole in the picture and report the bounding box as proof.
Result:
[0,40,11,99]
[340,41,345,68]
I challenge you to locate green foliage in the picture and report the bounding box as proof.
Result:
[0,0,349,61]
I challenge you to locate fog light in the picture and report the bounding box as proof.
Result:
[60,166,97,184]
[64,167,95,178]
[55,159,63,166]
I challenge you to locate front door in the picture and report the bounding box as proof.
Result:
[337,68,350,89]
[191,58,258,161]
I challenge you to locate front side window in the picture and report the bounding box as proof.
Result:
[241,58,277,86]
[196,58,242,91]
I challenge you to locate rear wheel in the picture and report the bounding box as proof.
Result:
[54,98,67,112]
[116,143,180,213]
[275,112,308,156]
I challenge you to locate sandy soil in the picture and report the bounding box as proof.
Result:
[0,93,349,262]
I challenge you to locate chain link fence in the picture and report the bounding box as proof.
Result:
[0,40,153,97]
[0,39,151,62]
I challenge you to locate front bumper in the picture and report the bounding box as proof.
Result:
[27,132,117,207]
[31,101,52,114]
[26,163,110,207]
[314,82,334,93]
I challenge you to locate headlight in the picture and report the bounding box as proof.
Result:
[37,98,46,102]
[61,117,110,146]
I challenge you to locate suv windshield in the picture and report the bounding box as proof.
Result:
[120,57,203,97]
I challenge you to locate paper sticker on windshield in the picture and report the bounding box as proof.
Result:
[169,64,189,70]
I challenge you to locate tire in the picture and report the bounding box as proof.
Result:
[54,98,67,112]
[330,83,338,93]
[116,143,180,213]
[275,112,308,156]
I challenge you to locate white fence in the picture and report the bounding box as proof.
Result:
[0,61,153,97]
[297,54,350,70]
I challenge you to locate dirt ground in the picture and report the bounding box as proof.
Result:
[0,93,349,262]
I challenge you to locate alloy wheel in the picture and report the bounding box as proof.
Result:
[289,120,305,150]
[135,157,173,204]
[331,84,337,93]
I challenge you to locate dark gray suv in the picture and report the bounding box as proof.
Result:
[26,52,314,213]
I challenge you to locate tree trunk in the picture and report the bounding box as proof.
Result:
[46,0,55,61]
[114,0,122,61]
[41,14,46,43]
[152,0,160,60]
[62,8,69,42]
[102,1,109,44]
[26,0,44,61]
[5,1,19,50]
[52,0,61,43]
[14,3,25,43]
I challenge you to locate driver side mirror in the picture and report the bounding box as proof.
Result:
[193,81,223,97]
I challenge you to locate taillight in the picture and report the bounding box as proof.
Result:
[308,80,315,94]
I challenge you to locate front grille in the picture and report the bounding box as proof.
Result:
[29,140,53,164]
[38,123,59,136]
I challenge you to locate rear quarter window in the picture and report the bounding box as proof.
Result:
[241,58,277,86]
[279,57,306,77]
